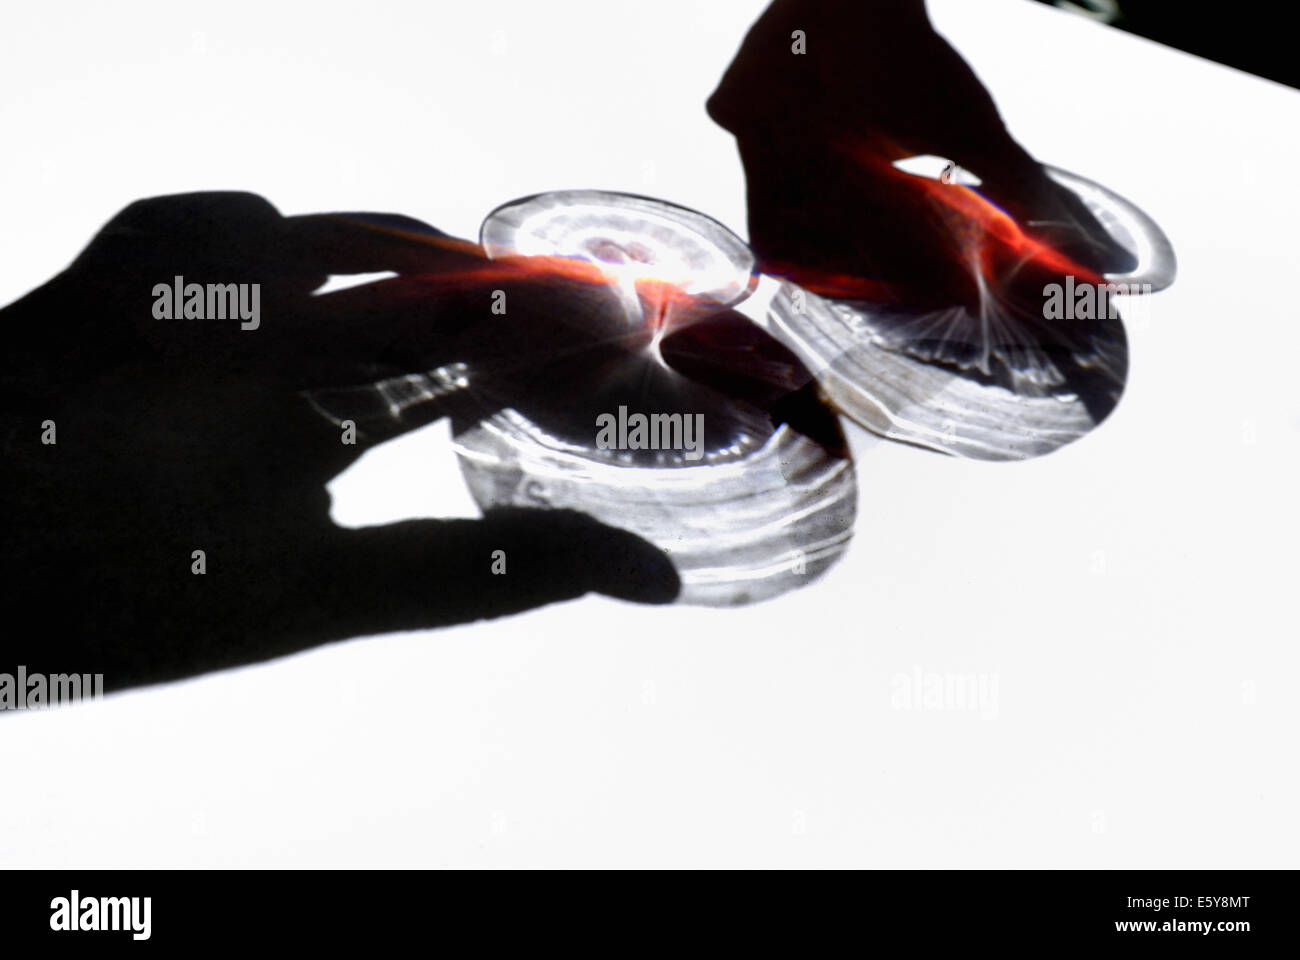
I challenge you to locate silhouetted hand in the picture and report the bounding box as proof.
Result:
[0,192,679,692]
[708,0,1136,307]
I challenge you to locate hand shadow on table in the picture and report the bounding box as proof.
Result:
[708,0,1138,306]
[707,0,1136,427]
[0,192,680,695]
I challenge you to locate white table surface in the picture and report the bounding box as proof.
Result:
[1,0,1296,867]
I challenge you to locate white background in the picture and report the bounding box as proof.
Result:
[1,0,1296,867]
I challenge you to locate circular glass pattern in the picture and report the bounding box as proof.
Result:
[455,192,854,605]
[480,190,758,308]
[753,279,1126,461]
